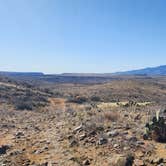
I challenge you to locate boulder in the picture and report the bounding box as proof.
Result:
[108,154,134,166]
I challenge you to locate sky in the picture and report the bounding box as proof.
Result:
[0,0,166,74]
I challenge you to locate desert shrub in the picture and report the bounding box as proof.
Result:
[144,110,166,142]
[14,92,48,110]
[103,111,119,122]
[67,96,88,104]
[15,100,33,110]
[43,88,54,95]
[90,96,101,102]
[84,121,104,135]
[37,95,48,102]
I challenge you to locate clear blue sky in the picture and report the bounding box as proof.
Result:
[0,0,166,73]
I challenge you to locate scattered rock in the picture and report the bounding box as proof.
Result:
[125,124,131,130]
[123,131,129,135]
[79,133,86,140]
[136,141,145,146]
[136,151,144,158]
[124,114,129,117]
[22,159,31,166]
[69,139,78,147]
[113,144,119,148]
[67,135,74,140]
[82,159,90,165]
[123,147,130,151]
[34,146,48,154]
[108,154,134,166]
[151,158,164,164]
[73,124,83,133]
[134,114,141,121]
[38,162,48,166]
[88,130,96,136]
[107,130,119,137]
[9,150,22,156]
[129,136,137,142]
[98,137,107,145]
[157,164,165,166]
[15,131,24,138]
[134,159,144,166]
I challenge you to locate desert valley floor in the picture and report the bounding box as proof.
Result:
[0,75,166,166]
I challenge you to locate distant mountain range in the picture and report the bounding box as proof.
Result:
[60,65,166,76]
[0,65,166,77]
[114,65,166,76]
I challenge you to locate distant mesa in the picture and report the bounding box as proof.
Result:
[0,71,44,77]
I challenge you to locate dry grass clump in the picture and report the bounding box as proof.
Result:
[103,111,120,122]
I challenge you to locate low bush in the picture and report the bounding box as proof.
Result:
[103,111,119,122]
[67,96,88,104]
[90,96,101,102]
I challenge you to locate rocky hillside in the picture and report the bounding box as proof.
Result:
[0,76,49,110]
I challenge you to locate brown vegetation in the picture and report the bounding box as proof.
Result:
[0,75,165,165]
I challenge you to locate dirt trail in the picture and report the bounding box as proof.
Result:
[49,98,67,111]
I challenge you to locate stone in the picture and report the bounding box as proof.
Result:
[79,133,86,140]
[136,151,144,158]
[123,131,129,135]
[15,131,24,138]
[34,147,48,154]
[39,162,48,166]
[134,159,144,166]
[69,139,78,147]
[152,158,164,164]
[157,164,165,166]
[73,124,83,132]
[10,150,22,156]
[107,130,119,137]
[113,144,119,148]
[129,136,137,142]
[67,135,74,140]
[123,147,130,151]
[108,154,134,166]
[136,141,145,145]
[83,159,90,165]
[88,130,96,136]
[124,114,129,117]
[98,137,107,145]
[125,124,131,130]
[134,114,141,120]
